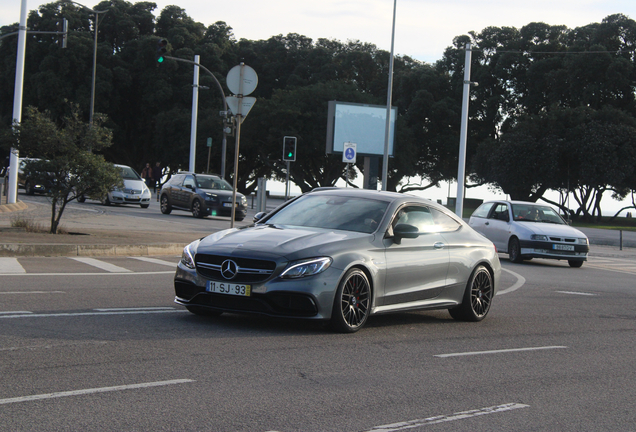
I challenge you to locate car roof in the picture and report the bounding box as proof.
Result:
[481,200,553,206]
[176,171,221,178]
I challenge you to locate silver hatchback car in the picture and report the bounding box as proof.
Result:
[469,200,589,267]
[174,188,501,332]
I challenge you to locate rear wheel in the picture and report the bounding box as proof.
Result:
[568,260,584,268]
[192,200,205,218]
[330,268,371,333]
[77,195,86,203]
[160,195,172,214]
[25,180,35,195]
[449,265,493,322]
[508,237,523,263]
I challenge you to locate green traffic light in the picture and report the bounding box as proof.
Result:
[157,57,164,63]
[288,152,293,157]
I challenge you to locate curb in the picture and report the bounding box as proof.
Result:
[0,200,28,213]
[0,242,188,257]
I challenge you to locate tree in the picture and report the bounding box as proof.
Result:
[0,105,121,233]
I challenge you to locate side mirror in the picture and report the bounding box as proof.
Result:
[393,223,419,244]
[253,211,267,223]
[185,184,194,190]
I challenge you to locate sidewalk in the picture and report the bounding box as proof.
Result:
[1,197,635,259]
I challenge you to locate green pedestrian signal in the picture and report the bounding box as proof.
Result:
[283,136,297,162]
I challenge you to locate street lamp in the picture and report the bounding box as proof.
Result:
[63,1,107,125]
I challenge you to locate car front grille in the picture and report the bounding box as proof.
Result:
[549,236,576,242]
[123,188,142,194]
[194,254,276,283]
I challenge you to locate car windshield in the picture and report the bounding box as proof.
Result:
[265,194,389,234]
[512,204,565,224]
[196,176,233,190]
[119,166,141,180]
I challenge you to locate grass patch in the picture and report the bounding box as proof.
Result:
[570,217,636,232]
[10,213,67,234]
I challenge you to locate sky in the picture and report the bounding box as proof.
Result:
[1,0,634,63]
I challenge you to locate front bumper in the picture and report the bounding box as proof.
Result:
[174,260,341,320]
[205,203,247,218]
[519,239,589,261]
[109,190,151,205]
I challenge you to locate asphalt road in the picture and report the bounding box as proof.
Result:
[1,254,635,431]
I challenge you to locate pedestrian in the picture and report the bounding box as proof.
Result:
[152,162,162,193]
[141,162,153,188]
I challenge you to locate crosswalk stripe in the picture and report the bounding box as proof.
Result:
[0,258,26,274]
[131,257,178,267]
[69,257,133,273]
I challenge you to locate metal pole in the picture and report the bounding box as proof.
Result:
[381,0,397,191]
[7,0,28,205]
[189,55,200,172]
[89,11,99,125]
[230,63,245,228]
[455,42,473,218]
[285,161,290,200]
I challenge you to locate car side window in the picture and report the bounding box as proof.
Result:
[430,208,461,232]
[489,203,509,222]
[471,202,494,218]
[183,175,196,189]
[391,205,461,234]
[168,174,184,186]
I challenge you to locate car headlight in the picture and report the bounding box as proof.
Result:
[205,193,218,201]
[180,240,199,269]
[280,257,332,279]
[531,234,548,241]
[241,196,247,204]
[577,238,589,245]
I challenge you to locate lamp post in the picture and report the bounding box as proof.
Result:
[65,1,107,125]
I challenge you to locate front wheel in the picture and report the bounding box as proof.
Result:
[101,195,111,206]
[508,237,523,263]
[140,204,149,209]
[191,200,205,218]
[160,195,172,214]
[330,268,371,333]
[568,260,584,268]
[449,265,493,322]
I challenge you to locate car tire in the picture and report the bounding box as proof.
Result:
[508,237,523,263]
[25,180,34,195]
[160,195,172,214]
[101,195,111,206]
[186,306,223,317]
[140,204,149,209]
[77,195,86,203]
[568,260,584,268]
[329,268,371,333]
[448,265,493,322]
[192,200,205,218]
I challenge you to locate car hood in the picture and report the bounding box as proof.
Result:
[123,179,146,190]
[517,221,587,238]
[199,188,244,198]
[196,224,368,260]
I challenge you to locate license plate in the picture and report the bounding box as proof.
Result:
[553,244,574,251]
[126,194,139,199]
[223,202,234,208]
[206,281,251,296]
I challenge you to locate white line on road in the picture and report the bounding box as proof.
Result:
[556,291,598,296]
[365,403,530,431]
[497,268,526,295]
[0,257,26,274]
[434,346,567,358]
[93,307,175,312]
[0,309,188,319]
[70,257,133,273]
[131,256,178,266]
[0,271,175,276]
[0,311,32,315]
[0,291,65,295]
[0,379,195,406]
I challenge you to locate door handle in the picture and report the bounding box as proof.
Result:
[434,242,445,249]
[485,222,490,225]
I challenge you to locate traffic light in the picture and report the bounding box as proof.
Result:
[283,136,297,162]
[156,39,168,63]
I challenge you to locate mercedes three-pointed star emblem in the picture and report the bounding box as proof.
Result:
[221,259,239,280]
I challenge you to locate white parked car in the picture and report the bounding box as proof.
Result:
[468,200,589,267]
[77,164,151,208]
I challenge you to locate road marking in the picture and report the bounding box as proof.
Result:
[93,307,175,312]
[0,379,194,406]
[0,311,32,315]
[365,403,530,431]
[0,309,188,319]
[0,271,175,277]
[497,268,525,295]
[131,256,178,266]
[434,346,567,358]
[70,257,133,273]
[556,291,598,296]
[0,291,65,295]
[0,258,26,274]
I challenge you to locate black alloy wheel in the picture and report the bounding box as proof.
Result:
[508,237,523,263]
[330,268,371,333]
[449,265,493,322]
[160,195,172,214]
[192,200,204,218]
